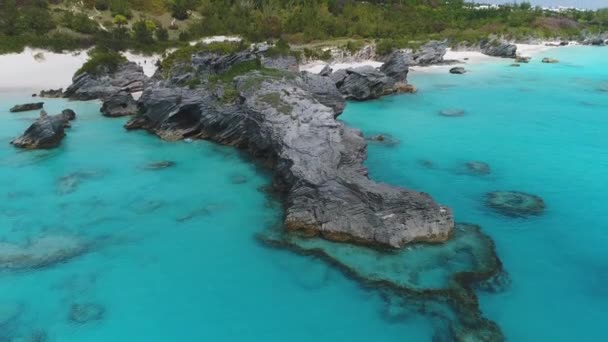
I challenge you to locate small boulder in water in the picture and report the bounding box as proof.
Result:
[439,108,465,117]
[69,303,105,324]
[449,67,466,74]
[9,102,44,113]
[515,56,531,63]
[542,57,559,64]
[486,191,546,217]
[510,63,521,67]
[465,161,491,175]
[10,111,71,149]
[143,161,175,170]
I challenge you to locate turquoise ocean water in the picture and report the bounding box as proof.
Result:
[1,46,606,340]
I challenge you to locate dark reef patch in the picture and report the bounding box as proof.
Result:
[486,191,546,217]
[418,159,436,169]
[439,108,465,117]
[365,133,400,147]
[142,160,175,170]
[69,303,105,324]
[464,161,491,175]
[57,169,106,195]
[230,174,249,184]
[258,223,506,341]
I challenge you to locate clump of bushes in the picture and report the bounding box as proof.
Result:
[75,47,127,77]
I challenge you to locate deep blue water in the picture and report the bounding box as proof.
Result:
[1,46,607,341]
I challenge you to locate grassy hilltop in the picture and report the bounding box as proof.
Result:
[1,0,607,55]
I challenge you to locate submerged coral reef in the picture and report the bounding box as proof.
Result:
[259,223,507,341]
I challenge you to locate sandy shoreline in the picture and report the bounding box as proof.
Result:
[0,41,576,94]
[300,41,577,75]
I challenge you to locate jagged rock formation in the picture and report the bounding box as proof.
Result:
[122,49,453,248]
[100,92,138,117]
[379,51,409,82]
[330,66,397,100]
[319,64,333,76]
[405,40,448,65]
[260,54,299,72]
[10,110,74,149]
[64,62,147,100]
[480,40,517,58]
[296,71,345,116]
[9,102,44,113]
[329,51,413,101]
[39,88,64,98]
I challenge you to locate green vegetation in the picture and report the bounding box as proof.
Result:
[259,92,293,115]
[74,47,127,77]
[1,0,607,56]
[159,40,248,75]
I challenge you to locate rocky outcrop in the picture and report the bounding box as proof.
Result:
[480,40,517,58]
[10,110,74,149]
[100,92,138,117]
[408,40,448,65]
[449,67,466,74]
[330,52,413,101]
[39,88,64,98]
[331,66,396,100]
[379,50,409,82]
[297,72,345,117]
[64,62,147,100]
[125,51,454,248]
[319,65,333,76]
[9,102,44,113]
[260,54,299,72]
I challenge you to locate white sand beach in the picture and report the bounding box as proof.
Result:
[0,41,574,94]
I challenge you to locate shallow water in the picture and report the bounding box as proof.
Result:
[1,45,607,341]
[0,97,435,341]
[343,46,608,340]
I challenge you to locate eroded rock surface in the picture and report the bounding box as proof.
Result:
[480,40,517,58]
[11,110,73,149]
[10,102,44,113]
[64,62,147,100]
[125,50,453,248]
[101,92,138,117]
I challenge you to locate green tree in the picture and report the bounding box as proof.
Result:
[132,19,155,44]
[155,26,169,41]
